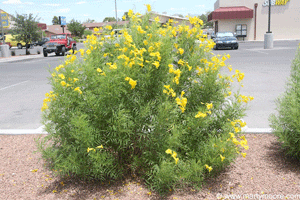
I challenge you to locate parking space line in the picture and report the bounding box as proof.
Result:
[0,80,29,91]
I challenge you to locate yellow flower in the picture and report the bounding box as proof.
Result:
[205,164,213,172]
[87,147,95,153]
[174,157,179,164]
[143,40,148,46]
[152,61,160,69]
[122,15,126,20]
[220,155,225,162]
[58,74,65,79]
[178,59,185,66]
[165,149,172,155]
[206,103,213,110]
[177,48,184,55]
[154,16,160,23]
[195,111,207,118]
[74,87,82,94]
[94,27,99,32]
[145,4,151,12]
[128,9,134,17]
[105,25,112,30]
[86,49,91,55]
[229,132,235,138]
[97,68,103,73]
[96,145,104,149]
[60,81,66,86]
[241,153,247,158]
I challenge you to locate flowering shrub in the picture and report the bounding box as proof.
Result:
[37,5,253,193]
[270,47,300,159]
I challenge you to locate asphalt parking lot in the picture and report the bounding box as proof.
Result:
[216,40,299,129]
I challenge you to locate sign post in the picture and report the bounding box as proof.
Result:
[59,16,66,33]
[264,0,273,49]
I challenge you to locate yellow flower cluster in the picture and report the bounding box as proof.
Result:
[87,145,104,153]
[195,103,213,118]
[232,70,245,82]
[168,64,182,84]
[165,149,179,164]
[205,164,213,172]
[175,91,187,113]
[41,91,56,111]
[188,16,203,27]
[106,62,117,70]
[238,95,254,103]
[96,68,106,76]
[163,85,176,97]
[125,77,137,89]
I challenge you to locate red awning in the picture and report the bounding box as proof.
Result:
[208,6,253,21]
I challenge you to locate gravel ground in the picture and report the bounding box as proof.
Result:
[0,134,300,200]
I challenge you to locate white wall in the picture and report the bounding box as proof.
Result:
[216,0,300,41]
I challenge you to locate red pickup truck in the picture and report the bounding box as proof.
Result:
[43,33,76,57]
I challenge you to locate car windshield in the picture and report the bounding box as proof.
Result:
[216,32,234,37]
[51,34,66,39]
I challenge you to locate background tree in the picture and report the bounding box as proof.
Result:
[198,11,213,28]
[11,13,41,54]
[67,19,86,38]
[103,17,116,22]
[84,18,96,23]
[83,29,93,38]
[122,12,128,21]
[52,16,60,25]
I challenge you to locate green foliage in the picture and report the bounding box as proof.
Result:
[83,30,93,38]
[38,8,251,194]
[52,16,60,25]
[67,19,86,38]
[11,13,41,48]
[103,17,116,22]
[270,48,300,159]
[198,11,214,28]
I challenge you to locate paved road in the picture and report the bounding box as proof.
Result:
[0,43,84,129]
[216,40,299,128]
[0,41,299,130]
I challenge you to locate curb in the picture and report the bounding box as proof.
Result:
[0,54,43,63]
[0,126,273,135]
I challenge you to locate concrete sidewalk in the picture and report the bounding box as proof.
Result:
[0,54,43,63]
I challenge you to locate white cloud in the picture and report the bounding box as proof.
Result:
[3,0,22,4]
[56,8,70,13]
[42,3,61,6]
[76,1,86,4]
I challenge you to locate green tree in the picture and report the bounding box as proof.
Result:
[122,12,128,21]
[83,29,93,38]
[103,17,116,22]
[84,18,95,23]
[11,13,41,54]
[198,11,213,28]
[67,19,86,38]
[52,16,60,25]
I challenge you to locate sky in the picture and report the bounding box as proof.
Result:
[1,0,215,25]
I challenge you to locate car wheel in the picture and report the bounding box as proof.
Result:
[17,43,22,49]
[43,51,48,57]
[55,52,60,56]
[61,46,66,56]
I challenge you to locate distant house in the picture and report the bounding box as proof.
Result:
[44,25,72,37]
[149,12,192,28]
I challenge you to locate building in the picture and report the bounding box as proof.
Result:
[208,0,299,41]
[149,12,192,28]
[44,25,72,37]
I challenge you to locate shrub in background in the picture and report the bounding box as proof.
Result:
[37,5,252,193]
[270,48,300,159]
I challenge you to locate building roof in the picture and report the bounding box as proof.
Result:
[45,25,72,35]
[208,6,253,21]
[83,21,129,28]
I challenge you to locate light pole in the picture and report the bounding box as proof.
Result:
[264,0,273,49]
[115,0,118,27]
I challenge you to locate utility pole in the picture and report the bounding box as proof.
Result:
[267,0,271,33]
[0,10,4,44]
[264,0,273,49]
[115,0,118,27]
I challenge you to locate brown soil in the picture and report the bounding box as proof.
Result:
[0,134,300,200]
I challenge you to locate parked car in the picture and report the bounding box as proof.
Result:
[213,32,238,50]
[43,33,77,57]
[3,34,31,49]
[33,37,50,46]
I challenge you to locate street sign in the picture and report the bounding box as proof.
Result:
[59,16,66,25]
[1,11,9,28]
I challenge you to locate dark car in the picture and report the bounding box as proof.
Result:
[34,37,50,46]
[213,32,238,50]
